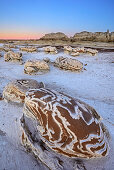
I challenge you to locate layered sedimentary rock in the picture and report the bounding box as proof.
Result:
[24,60,50,74]
[3,79,44,103]
[54,56,83,71]
[44,46,58,54]
[4,51,22,62]
[20,47,38,52]
[72,47,85,53]
[22,88,109,159]
[40,32,69,41]
[71,30,114,42]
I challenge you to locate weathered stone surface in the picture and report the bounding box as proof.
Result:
[40,32,69,41]
[44,46,58,54]
[70,52,80,56]
[72,47,85,53]
[110,32,114,42]
[64,46,72,52]
[0,53,2,58]
[4,51,22,62]
[21,114,87,170]
[43,57,50,63]
[71,30,114,42]
[20,47,38,52]
[24,60,50,74]
[22,88,109,159]
[54,56,83,71]
[0,47,12,52]
[85,48,98,55]
[3,79,44,103]
[4,44,17,48]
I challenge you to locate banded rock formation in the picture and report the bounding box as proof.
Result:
[54,56,83,71]
[3,79,44,103]
[24,60,50,74]
[71,30,114,42]
[44,46,58,54]
[4,51,22,62]
[22,88,109,159]
[40,32,69,41]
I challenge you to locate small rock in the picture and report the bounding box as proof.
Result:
[4,51,22,62]
[54,56,83,71]
[3,79,45,103]
[24,60,50,75]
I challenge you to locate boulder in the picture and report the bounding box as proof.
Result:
[40,32,69,41]
[22,88,109,160]
[72,47,85,53]
[20,47,38,52]
[4,44,17,48]
[54,56,83,71]
[85,48,98,55]
[4,51,22,62]
[24,60,50,74]
[70,52,80,57]
[44,46,58,54]
[64,46,72,52]
[3,79,44,103]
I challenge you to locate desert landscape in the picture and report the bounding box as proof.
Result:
[0,31,114,169]
[0,0,114,169]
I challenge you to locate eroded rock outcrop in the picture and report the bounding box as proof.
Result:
[21,88,109,162]
[40,32,69,41]
[4,51,22,62]
[44,46,58,54]
[3,79,44,103]
[24,60,50,74]
[54,56,83,71]
[71,30,114,42]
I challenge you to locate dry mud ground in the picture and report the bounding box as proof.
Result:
[0,43,114,170]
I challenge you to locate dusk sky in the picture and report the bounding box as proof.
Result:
[0,0,114,39]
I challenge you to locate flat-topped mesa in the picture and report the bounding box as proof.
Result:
[40,32,69,41]
[3,79,44,103]
[23,88,109,158]
[4,51,22,62]
[20,47,38,52]
[44,46,58,54]
[54,56,83,71]
[24,60,50,75]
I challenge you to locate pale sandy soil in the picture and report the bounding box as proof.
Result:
[0,43,114,170]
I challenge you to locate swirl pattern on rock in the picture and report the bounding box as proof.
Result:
[3,79,44,103]
[24,88,109,158]
[54,56,83,71]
